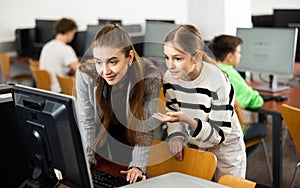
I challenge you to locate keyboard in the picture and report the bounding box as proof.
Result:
[260,94,275,101]
[91,169,129,188]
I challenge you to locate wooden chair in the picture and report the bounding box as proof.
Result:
[146,140,217,181]
[31,69,51,91]
[157,87,166,114]
[218,174,256,188]
[280,104,300,188]
[0,53,33,85]
[56,74,76,96]
[28,58,39,71]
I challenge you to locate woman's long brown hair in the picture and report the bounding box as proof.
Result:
[92,24,145,146]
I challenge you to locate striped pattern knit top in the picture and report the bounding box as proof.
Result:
[163,62,243,149]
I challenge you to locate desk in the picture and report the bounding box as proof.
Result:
[248,82,300,188]
[92,155,228,188]
[120,172,229,188]
[94,155,128,178]
[10,56,31,64]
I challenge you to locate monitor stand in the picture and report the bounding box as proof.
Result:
[252,74,290,93]
[19,127,57,188]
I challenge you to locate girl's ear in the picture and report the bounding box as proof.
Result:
[128,50,135,65]
[194,51,203,63]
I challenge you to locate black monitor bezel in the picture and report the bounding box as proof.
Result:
[12,84,93,188]
[35,19,56,44]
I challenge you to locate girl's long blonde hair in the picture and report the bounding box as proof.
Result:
[164,24,247,126]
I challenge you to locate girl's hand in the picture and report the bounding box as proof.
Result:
[152,112,182,123]
[120,167,146,183]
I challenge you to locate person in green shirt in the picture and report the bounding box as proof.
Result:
[209,34,263,109]
[210,34,267,155]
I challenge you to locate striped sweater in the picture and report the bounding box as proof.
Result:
[163,62,243,149]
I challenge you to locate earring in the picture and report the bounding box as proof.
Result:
[129,62,132,66]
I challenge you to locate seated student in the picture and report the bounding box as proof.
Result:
[39,17,80,93]
[153,24,247,181]
[209,34,267,155]
[209,34,263,109]
[76,24,164,184]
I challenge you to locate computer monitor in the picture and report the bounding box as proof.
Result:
[0,84,31,187]
[98,18,122,25]
[273,9,300,27]
[236,27,298,92]
[35,19,56,45]
[145,19,175,24]
[143,21,177,71]
[11,84,93,188]
[69,30,86,57]
[273,9,300,62]
[84,24,106,57]
[251,14,274,27]
[15,28,37,57]
[143,21,177,58]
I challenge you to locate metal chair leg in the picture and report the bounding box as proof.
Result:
[261,139,273,183]
[290,162,300,188]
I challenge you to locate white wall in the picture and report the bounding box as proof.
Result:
[188,0,226,40]
[188,0,252,40]
[0,0,299,43]
[0,0,188,42]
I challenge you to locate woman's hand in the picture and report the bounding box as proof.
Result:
[168,137,184,161]
[120,167,146,183]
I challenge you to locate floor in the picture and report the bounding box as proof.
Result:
[246,115,300,188]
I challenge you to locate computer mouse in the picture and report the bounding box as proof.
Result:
[275,96,288,102]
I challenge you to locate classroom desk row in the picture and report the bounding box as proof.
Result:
[57,155,229,188]
[247,82,300,188]
[62,155,230,188]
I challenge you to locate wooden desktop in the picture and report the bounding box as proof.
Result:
[94,155,128,177]
[247,81,300,188]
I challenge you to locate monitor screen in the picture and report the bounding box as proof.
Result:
[273,9,300,27]
[69,30,86,57]
[251,15,274,27]
[236,27,298,92]
[143,21,177,58]
[84,24,105,57]
[35,19,56,44]
[11,84,93,188]
[145,19,175,24]
[98,18,122,25]
[15,28,37,57]
[273,9,300,62]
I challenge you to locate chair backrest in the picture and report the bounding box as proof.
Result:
[218,174,256,188]
[158,87,166,114]
[56,74,75,96]
[0,53,10,80]
[146,140,217,180]
[28,58,39,71]
[280,104,300,155]
[31,69,51,91]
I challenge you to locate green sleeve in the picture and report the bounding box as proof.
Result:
[219,64,264,109]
